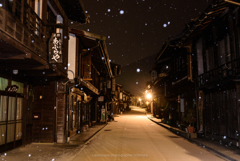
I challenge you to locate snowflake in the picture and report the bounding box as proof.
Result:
[120,10,124,14]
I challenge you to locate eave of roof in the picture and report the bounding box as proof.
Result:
[178,0,230,46]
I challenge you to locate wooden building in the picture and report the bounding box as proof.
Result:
[0,0,88,152]
[115,83,123,114]
[178,0,240,142]
[54,28,114,143]
[122,90,131,111]
[151,0,240,143]
[150,40,196,128]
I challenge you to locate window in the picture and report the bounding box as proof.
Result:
[218,39,226,65]
[226,35,231,62]
[107,80,111,89]
[47,6,56,24]
[196,38,204,75]
[0,96,23,145]
[206,47,214,71]
[0,77,8,91]
[0,96,7,122]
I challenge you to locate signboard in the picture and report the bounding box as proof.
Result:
[100,109,105,122]
[120,92,123,100]
[82,54,92,80]
[5,85,18,93]
[49,33,62,63]
[98,96,104,102]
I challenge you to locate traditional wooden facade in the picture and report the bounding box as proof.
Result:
[150,39,196,129]
[0,0,88,151]
[122,90,131,111]
[150,0,240,143]
[179,1,240,142]
[55,29,114,143]
[105,63,121,118]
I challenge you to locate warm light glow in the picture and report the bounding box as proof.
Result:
[146,102,149,105]
[146,93,152,99]
[139,98,141,101]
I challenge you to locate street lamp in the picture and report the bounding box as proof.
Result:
[139,98,142,107]
[145,92,152,113]
[146,93,152,99]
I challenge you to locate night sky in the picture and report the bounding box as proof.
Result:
[71,0,212,95]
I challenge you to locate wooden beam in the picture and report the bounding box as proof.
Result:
[0,30,47,65]
[0,54,28,59]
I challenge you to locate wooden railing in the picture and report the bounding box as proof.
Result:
[198,58,240,87]
[0,2,47,61]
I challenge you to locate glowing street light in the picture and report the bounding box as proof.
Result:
[138,98,142,107]
[146,93,152,99]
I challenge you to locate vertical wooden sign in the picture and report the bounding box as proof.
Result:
[82,54,92,80]
[49,33,62,63]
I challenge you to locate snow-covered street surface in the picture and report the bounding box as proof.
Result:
[71,106,224,161]
[0,123,106,161]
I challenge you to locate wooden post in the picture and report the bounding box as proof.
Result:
[4,96,9,151]
[212,24,218,68]
[235,84,240,147]
[75,37,79,79]
[63,18,69,68]
[228,8,235,72]
[13,96,17,148]
[20,0,24,23]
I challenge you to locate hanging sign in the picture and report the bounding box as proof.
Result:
[82,54,92,80]
[101,109,105,122]
[49,33,62,63]
[5,85,18,93]
[98,96,104,102]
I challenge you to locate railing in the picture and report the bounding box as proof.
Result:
[0,2,47,61]
[23,4,45,38]
[198,58,240,87]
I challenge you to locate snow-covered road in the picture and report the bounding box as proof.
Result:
[71,106,223,161]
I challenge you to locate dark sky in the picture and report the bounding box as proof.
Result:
[72,0,212,95]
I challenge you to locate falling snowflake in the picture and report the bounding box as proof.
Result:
[163,24,167,27]
[136,82,138,84]
[136,68,140,72]
[168,21,170,25]
[108,9,111,12]
[120,10,124,14]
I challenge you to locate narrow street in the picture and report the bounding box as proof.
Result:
[71,106,224,161]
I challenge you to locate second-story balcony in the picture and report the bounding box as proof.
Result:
[198,57,240,88]
[0,2,47,63]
